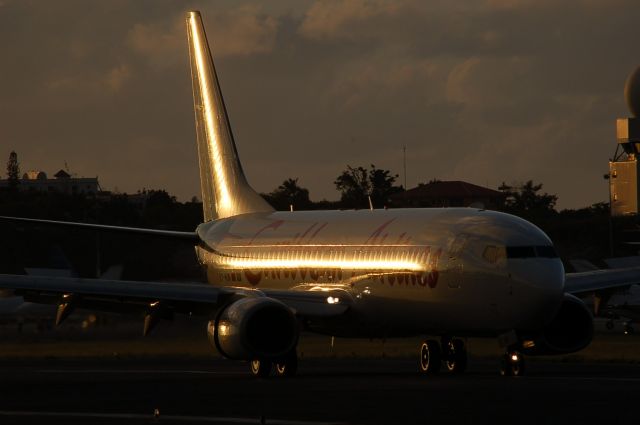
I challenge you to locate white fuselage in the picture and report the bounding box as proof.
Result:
[195,208,565,338]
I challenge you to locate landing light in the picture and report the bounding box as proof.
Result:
[218,323,230,336]
[511,354,519,362]
[327,296,340,304]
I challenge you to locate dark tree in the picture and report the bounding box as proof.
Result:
[6,151,19,189]
[142,190,179,228]
[263,178,312,211]
[499,180,558,216]
[334,165,370,208]
[368,166,403,206]
[335,164,402,208]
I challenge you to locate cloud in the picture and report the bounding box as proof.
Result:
[208,6,279,57]
[105,64,131,92]
[126,21,183,67]
[126,6,278,63]
[445,56,540,120]
[43,63,131,96]
[299,0,399,40]
[1,0,638,210]
[289,0,637,208]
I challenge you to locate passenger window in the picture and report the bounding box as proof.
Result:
[483,245,506,264]
[449,234,468,258]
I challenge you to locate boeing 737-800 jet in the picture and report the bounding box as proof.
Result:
[1,11,639,377]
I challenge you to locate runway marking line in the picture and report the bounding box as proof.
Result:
[0,410,344,425]
[525,376,640,383]
[38,369,246,375]
[33,368,640,384]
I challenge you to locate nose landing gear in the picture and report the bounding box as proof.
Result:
[500,349,525,376]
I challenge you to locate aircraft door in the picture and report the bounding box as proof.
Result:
[446,234,467,289]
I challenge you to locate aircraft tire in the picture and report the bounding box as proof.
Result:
[500,350,525,377]
[275,351,298,378]
[444,338,468,374]
[250,359,272,378]
[419,340,441,375]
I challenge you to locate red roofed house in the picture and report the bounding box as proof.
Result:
[389,181,505,210]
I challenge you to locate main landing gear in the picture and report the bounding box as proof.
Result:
[419,337,468,375]
[443,338,468,374]
[418,338,526,376]
[250,350,298,378]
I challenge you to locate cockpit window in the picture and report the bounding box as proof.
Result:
[506,246,558,259]
[535,246,558,258]
[506,246,536,258]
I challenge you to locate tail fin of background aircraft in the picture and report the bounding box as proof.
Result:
[186,11,274,221]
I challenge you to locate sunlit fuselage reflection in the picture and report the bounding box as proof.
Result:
[195,208,565,338]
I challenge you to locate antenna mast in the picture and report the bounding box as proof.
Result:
[403,145,407,189]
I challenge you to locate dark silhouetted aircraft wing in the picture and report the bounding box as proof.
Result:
[0,216,199,242]
[0,274,350,323]
[565,267,640,294]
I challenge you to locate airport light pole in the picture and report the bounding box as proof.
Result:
[403,145,407,190]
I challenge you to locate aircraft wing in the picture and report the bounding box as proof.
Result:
[0,216,350,323]
[0,274,350,325]
[0,216,199,242]
[564,267,640,294]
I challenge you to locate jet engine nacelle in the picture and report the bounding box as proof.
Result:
[524,293,594,355]
[207,297,298,360]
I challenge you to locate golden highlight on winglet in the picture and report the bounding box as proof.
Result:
[186,11,274,221]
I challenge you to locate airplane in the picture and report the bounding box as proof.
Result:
[568,259,640,335]
[1,10,639,378]
[0,264,123,330]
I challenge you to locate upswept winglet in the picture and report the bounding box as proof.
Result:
[186,11,274,221]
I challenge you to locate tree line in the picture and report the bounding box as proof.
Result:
[1,150,630,278]
[262,164,403,210]
[4,150,564,215]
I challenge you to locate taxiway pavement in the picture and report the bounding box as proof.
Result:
[0,356,637,424]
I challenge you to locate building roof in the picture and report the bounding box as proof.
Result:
[390,180,505,201]
[54,169,71,179]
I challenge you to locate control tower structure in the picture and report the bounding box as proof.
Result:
[610,67,640,216]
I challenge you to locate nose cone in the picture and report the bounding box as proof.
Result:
[493,212,565,328]
[509,258,565,328]
[458,210,566,330]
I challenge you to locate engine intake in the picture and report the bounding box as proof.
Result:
[207,297,298,360]
[524,293,593,355]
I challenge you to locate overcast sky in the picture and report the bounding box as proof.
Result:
[1,0,638,209]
